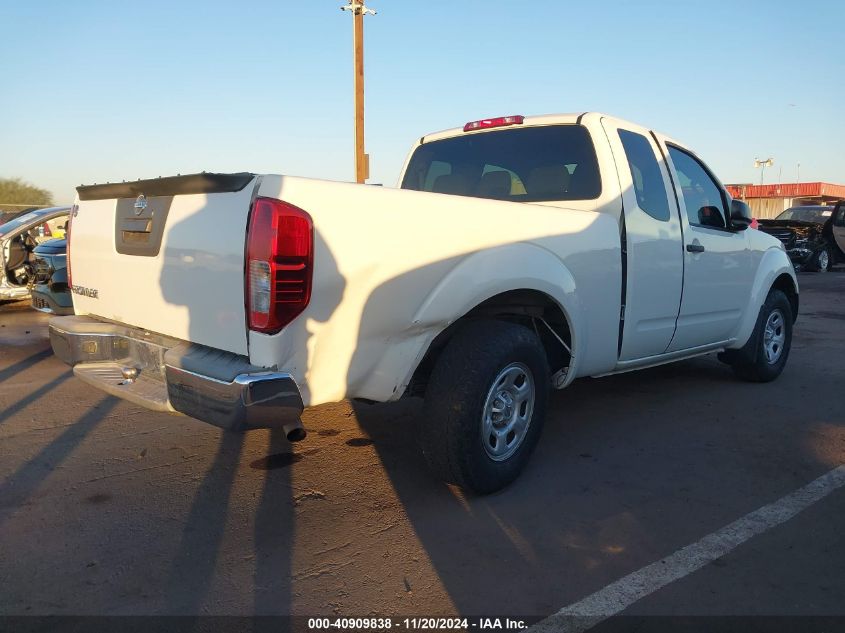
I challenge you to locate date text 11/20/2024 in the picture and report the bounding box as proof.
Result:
[307,617,528,630]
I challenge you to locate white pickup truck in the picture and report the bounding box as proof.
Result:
[50,112,798,493]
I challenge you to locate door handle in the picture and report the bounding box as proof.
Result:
[686,243,705,253]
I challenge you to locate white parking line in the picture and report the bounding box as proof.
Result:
[529,465,845,633]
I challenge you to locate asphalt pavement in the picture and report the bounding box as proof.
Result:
[0,271,843,625]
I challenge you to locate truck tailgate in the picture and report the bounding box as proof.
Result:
[70,173,257,356]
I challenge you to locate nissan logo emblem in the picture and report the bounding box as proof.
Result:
[134,194,148,216]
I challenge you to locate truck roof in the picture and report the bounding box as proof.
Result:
[420,112,684,148]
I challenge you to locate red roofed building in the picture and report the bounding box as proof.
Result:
[725,182,845,219]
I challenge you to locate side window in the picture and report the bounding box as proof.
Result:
[667,146,727,229]
[834,204,845,227]
[34,224,49,243]
[40,216,68,241]
[618,129,671,221]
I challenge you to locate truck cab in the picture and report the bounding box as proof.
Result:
[398,113,791,366]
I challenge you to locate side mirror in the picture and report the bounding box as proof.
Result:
[698,206,726,228]
[729,199,752,231]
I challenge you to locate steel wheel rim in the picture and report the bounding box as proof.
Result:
[763,308,786,364]
[818,250,829,270]
[481,362,535,462]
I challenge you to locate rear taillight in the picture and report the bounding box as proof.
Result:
[67,204,76,287]
[246,197,314,333]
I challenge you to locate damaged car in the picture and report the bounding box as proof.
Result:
[757,203,845,272]
[0,206,70,301]
[30,236,73,315]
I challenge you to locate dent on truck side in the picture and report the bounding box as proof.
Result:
[373,242,584,401]
[360,221,622,402]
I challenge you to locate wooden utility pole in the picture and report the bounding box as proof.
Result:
[341,1,376,183]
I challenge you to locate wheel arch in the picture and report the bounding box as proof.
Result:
[729,248,799,350]
[771,272,799,323]
[403,287,576,398]
[395,243,588,399]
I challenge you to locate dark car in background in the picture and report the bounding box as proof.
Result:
[757,204,845,272]
[30,237,73,315]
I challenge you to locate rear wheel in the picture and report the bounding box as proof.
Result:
[727,289,793,382]
[420,320,549,494]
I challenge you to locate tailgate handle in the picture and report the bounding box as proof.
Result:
[120,218,153,233]
[114,195,173,257]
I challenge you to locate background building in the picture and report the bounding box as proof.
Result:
[725,182,845,219]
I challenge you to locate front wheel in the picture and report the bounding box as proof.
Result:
[729,289,793,382]
[810,248,831,272]
[420,320,549,494]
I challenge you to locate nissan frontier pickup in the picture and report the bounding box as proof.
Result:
[50,113,798,493]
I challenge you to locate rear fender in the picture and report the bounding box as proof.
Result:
[356,243,584,401]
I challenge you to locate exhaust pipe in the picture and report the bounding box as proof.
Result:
[283,420,307,442]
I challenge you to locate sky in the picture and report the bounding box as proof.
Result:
[1,0,843,204]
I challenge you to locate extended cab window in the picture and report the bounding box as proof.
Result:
[667,146,727,229]
[618,130,671,221]
[401,125,601,202]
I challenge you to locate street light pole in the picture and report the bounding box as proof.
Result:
[341,1,376,184]
[754,157,774,186]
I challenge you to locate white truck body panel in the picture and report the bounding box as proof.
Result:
[250,175,620,406]
[70,187,255,356]
[732,229,801,350]
[653,132,756,351]
[60,112,798,419]
[599,117,685,360]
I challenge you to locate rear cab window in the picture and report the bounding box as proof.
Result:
[401,125,602,202]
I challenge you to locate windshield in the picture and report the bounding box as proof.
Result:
[401,124,602,202]
[0,210,68,239]
[775,207,832,223]
[0,211,44,237]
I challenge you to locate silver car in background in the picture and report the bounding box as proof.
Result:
[0,206,70,302]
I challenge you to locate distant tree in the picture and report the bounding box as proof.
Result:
[0,177,54,212]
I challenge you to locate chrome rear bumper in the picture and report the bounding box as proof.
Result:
[49,316,304,436]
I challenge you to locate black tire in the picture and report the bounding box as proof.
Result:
[420,320,549,494]
[728,289,793,382]
[809,248,832,273]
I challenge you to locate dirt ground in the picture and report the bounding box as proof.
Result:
[0,271,843,622]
